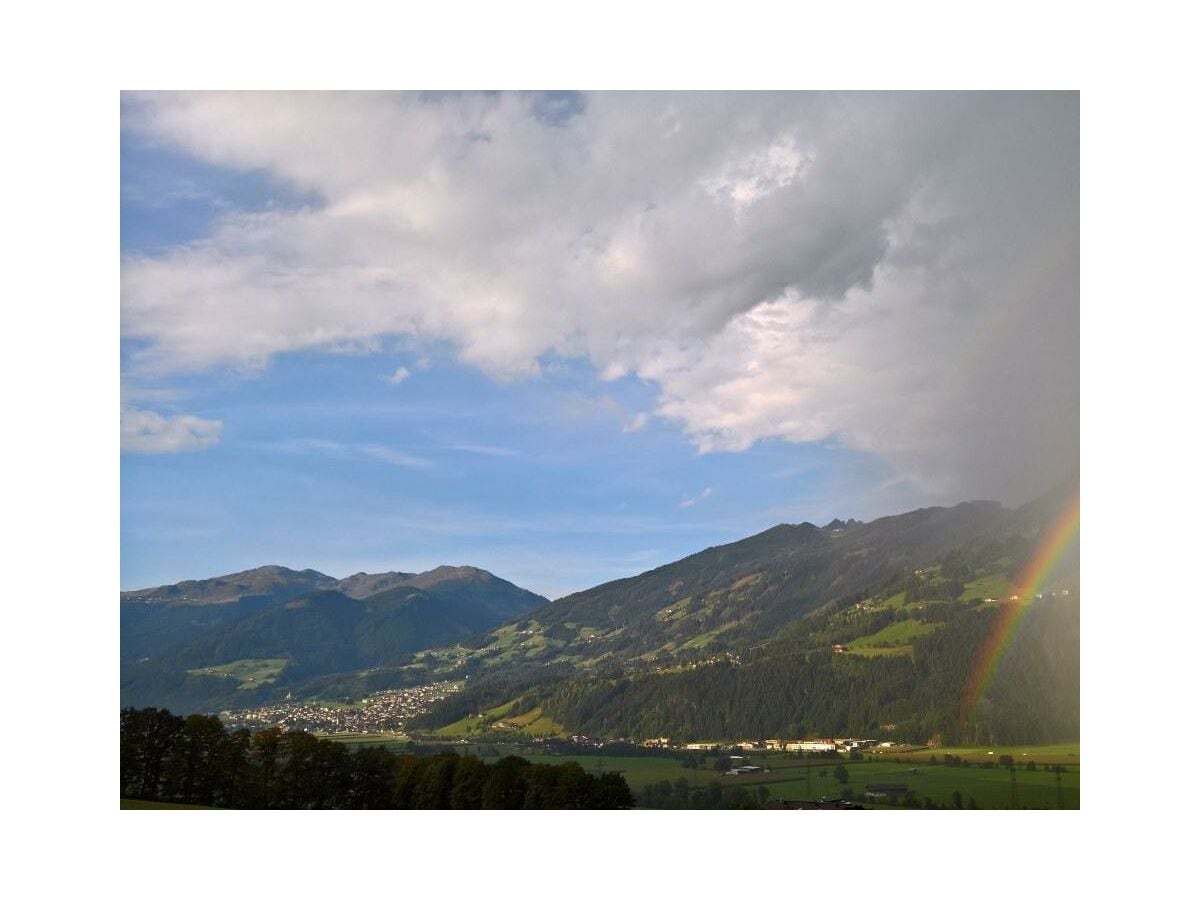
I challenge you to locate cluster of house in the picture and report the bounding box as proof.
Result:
[642,737,888,753]
[219,681,461,734]
[649,651,744,675]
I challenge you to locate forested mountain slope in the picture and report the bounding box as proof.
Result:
[412,484,1079,745]
[120,566,548,713]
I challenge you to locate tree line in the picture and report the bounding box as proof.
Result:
[121,707,634,809]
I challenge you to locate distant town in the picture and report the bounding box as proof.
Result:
[219,681,461,734]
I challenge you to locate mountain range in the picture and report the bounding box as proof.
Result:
[120,565,548,712]
[120,480,1079,745]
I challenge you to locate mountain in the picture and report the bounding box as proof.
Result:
[410,489,1079,745]
[335,571,417,599]
[120,565,549,713]
[408,501,1012,682]
[121,565,339,605]
[121,485,1080,744]
[121,566,343,661]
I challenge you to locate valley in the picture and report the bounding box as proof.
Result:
[121,482,1080,809]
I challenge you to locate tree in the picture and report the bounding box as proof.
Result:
[672,776,691,808]
[250,727,283,808]
[834,764,849,784]
[482,755,530,809]
[120,707,184,800]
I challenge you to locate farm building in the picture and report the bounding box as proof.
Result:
[792,739,837,752]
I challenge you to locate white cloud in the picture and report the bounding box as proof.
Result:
[680,486,714,508]
[387,366,410,384]
[268,438,432,470]
[121,406,223,453]
[449,443,518,457]
[121,92,1077,503]
[623,411,650,433]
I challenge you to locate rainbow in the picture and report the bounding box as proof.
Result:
[957,486,1080,726]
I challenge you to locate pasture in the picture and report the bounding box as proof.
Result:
[185,658,287,690]
[509,745,1080,809]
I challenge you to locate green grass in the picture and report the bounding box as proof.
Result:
[515,752,692,790]
[435,701,567,738]
[679,620,740,650]
[320,731,411,745]
[885,743,1080,764]
[879,591,907,609]
[484,700,518,718]
[186,658,288,690]
[496,707,568,737]
[753,760,1078,809]
[960,573,1013,602]
[503,748,1078,808]
[848,619,941,649]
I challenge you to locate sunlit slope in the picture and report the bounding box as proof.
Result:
[414,484,1078,745]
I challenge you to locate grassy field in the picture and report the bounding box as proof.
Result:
[318,731,411,746]
[509,751,693,789]
[186,658,287,690]
[883,743,1081,764]
[751,759,1078,808]
[847,618,941,651]
[959,573,1013,601]
[435,702,567,738]
[506,745,1080,809]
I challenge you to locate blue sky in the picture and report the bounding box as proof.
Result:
[120,93,1078,598]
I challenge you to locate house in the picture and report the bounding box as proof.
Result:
[685,742,719,751]
[765,739,783,750]
[724,765,763,776]
[793,739,837,752]
[832,644,846,654]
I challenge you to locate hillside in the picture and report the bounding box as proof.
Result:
[411,487,1079,745]
[120,565,549,713]
[406,500,1013,685]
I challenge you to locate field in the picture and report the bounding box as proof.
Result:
[186,658,288,690]
[502,744,1080,809]
[302,737,1079,808]
[958,572,1013,601]
[318,731,411,745]
[435,701,567,738]
[883,743,1080,764]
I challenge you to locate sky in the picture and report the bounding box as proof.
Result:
[120,91,1079,598]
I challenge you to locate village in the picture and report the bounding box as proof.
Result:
[646,736,887,754]
[219,681,461,734]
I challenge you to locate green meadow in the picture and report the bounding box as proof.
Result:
[185,658,288,690]
[501,745,1080,809]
